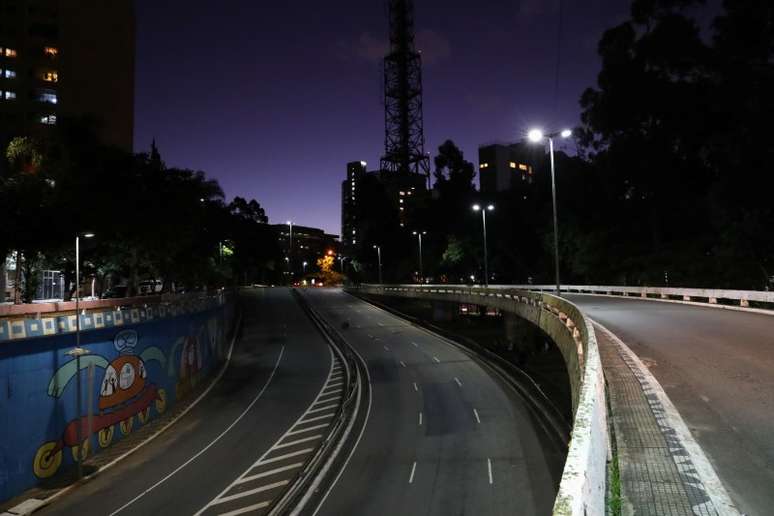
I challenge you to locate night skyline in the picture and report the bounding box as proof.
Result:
[133,0,631,235]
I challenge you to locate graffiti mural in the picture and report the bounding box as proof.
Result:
[33,330,167,479]
[0,303,233,503]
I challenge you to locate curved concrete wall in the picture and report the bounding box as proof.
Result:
[0,297,235,503]
[352,285,608,516]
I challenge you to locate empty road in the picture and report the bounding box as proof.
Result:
[569,295,774,516]
[307,288,564,516]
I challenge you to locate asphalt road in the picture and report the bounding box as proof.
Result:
[568,295,774,516]
[306,289,564,516]
[40,288,332,516]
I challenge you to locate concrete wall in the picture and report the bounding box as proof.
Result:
[0,299,235,502]
[352,285,608,516]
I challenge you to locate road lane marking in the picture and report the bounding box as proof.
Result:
[108,345,285,516]
[454,377,462,387]
[299,413,335,424]
[274,434,322,449]
[411,341,419,347]
[256,448,315,466]
[236,463,304,484]
[408,461,417,484]
[384,344,390,351]
[432,356,440,363]
[487,458,493,484]
[287,423,330,435]
[400,361,406,368]
[212,480,289,505]
[306,403,339,414]
[377,322,384,326]
[473,409,481,424]
[319,387,342,396]
[218,500,272,516]
[413,382,418,392]
[418,412,423,426]
[316,393,340,404]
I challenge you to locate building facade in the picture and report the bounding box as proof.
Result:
[271,223,339,278]
[341,160,367,255]
[0,0,135,156]
[478,142,537,194]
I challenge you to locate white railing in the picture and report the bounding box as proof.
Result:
[496,284,774,307]
[354,284,608,516]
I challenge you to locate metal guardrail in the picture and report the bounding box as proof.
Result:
[355,284,608,516]
[499,284,774,307]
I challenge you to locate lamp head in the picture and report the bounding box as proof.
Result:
[486,205,495,211]
[82,233,95,239]
[527,129,544,143]
[560,129,572,138]
[472,204,481,211]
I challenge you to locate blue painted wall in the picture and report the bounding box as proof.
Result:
[0,301,235,502]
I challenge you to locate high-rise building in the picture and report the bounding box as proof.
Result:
[478,142,538,194]
[341,160,367,254]
[0,0,135,155]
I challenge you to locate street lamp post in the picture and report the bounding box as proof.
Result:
[286,221,293,280]
[412,231,426,283]
[372,245,383,284]
[75,233,95,350]
[472,205,494,287]
[528,128,572,296]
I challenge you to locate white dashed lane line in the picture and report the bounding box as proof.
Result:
[195,349,346,516]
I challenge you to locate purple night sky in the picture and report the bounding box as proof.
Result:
[133,1,631,235]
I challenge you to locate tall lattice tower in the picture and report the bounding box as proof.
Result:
[379,0,430,186]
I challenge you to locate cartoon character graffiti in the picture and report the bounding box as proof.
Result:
[172,326,203,400]
[33,330,167,479]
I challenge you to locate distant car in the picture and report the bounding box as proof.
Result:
[101,286,128,299]
[138,280,163,295]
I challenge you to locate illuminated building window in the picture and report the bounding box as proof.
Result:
[399,207,404,211]
[479,163,489,169]
[40,114,57,125]
[509,162,516,168]
[3,69,16,79]
[399,199,403,204]
[3,48,17,57]
[43,71,58,82]
[43,46,58,58]
[518,163,528,171]
[38,90,57,104]
[399,191,405,196]
[3,91,16,100]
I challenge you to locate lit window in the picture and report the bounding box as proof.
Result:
[40,114,57,125]
[3,69,16,79]
[43,71,58,82]
[39,91,57,104]
[509,162,516,168]
[43,47,58,58]
[518,164,528,171]
[3,91,16,100]
[399,207,404,211]
[3,48,17,57]
[399,191,405,196]
[399,199,403,204]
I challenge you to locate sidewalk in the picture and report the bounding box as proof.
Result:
[596,324,728,516]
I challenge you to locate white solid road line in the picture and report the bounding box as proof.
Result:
[418,412,423,426]
[413,382,418,392]
[487,458,493,485]
[212,480,289,505]
[108,345,286,516]
[432,356,440,363]
[400,360,407,367]
[411,341,419,347]
[274,434,322,449]
[236,463,304,484]
[408,461,417,484]
[218,500,272,516]
[473,408,481,424]
[454,377,462,387]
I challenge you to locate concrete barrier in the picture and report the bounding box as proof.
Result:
[0,294,235,503]
[352,285,608,516]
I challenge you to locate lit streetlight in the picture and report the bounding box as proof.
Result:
[472,204,494,287]
[527,127,572,295]
[412,231,426,283]
[372,245,383,284]
[302,261,308,274]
